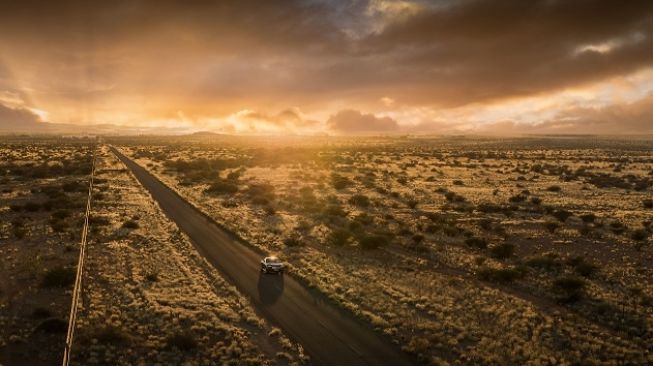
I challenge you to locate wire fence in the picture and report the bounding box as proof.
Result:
[62,144,97,366]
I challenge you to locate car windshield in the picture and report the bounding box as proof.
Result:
[267,257,281,264]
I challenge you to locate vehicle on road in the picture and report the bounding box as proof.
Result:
[261,256,285,274]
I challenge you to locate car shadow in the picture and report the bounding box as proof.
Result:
[257,271,284,305]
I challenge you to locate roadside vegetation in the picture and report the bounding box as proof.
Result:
[71,146,304,365]
[0,138,94,365]
[121,135,653,365]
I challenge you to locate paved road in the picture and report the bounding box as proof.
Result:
[110,146,416,366]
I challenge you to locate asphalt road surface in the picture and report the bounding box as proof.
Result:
[110,146,417,366]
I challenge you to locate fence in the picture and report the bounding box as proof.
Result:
[62,145,97,366]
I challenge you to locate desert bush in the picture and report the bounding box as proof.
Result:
[283,236,302,247]
[477,266,525,283]
[567,256,598,277]
[24,201,41,212]
[327,229,351,246]
[348,194,371,207]
[491,243,515,259]
[35,318,67,333]
[12,219,27,239]
[358,234,389,250]
[544,221,560,233]
[580,213,596,223]
[41,267,75,288]
[331,174,352,190]
[609,221,627,235]
[406,197,419,209]
[478,218,493,231]
[50,219,69,232]
[631,229,649,241]
[525,253,560,270]
[31,307,53,319]
[62,181,86,192]
[89,215,111,226]
[51,209,72,220]
[546,185,562,192]
[530,196,542,205]
[508,194,527,203]
[552,209,573,222]
[465,236,488,249]
[122,219,139,229]
[9,204,23,212]
[552,275,585,303]
[444,191,466,203]
[644,198,653,209]
[166,332,197,351]
[205,180,238,195]
[92,326,130,345]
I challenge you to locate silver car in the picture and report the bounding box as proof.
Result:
[260,256,285,274]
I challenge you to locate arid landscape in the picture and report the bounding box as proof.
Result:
[2,1,653,365]
[115,135,653,365]
[1,135,652,365]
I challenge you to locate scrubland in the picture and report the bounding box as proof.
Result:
[0,138,94,365]
[119,135,653,365]
[71,146,303,365]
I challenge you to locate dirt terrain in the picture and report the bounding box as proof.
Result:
[0,138,94,365]
[70,146,304,365]
[117,135,653,365]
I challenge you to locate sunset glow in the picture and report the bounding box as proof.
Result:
[1,0,653,135]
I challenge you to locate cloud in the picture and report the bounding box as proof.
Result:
[327,109,399,134]
[0,1,652,133]
[240,108,318,128]
[474,93,653,135]
[0,103,42,130]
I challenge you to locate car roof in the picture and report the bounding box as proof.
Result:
[265,256,279,261]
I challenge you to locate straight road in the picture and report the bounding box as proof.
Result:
[110,146,416,366]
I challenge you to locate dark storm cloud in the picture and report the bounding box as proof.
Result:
[1,0,653,133]
[0,103,41,130]
[327,109,399,134]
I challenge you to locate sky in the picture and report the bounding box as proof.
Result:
[1,0,653,135]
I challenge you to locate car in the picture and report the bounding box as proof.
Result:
[260,256,285,274]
